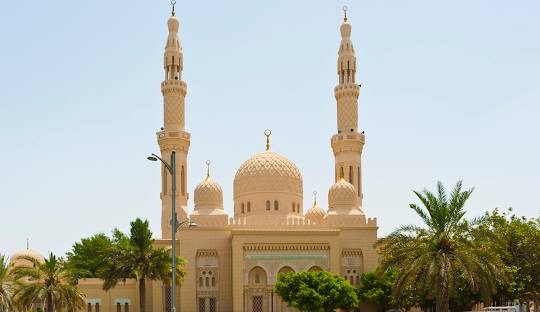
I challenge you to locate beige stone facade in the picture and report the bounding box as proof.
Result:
[65,8,378,312]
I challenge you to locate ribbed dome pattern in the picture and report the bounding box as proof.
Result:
[328,179,358,209]
[234,151,303,198]
[10,249,45,266]
[305,204,326,223]
[194,177,223,209]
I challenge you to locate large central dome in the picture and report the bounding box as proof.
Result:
[233,150,303,217]
[234,151,302,197]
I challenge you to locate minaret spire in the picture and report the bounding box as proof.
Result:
[158,7,191,238]
[331,8,365,210]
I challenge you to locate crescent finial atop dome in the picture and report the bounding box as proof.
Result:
[264,129,272,151]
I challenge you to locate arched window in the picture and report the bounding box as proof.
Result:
[297,203,301,213]
[95,303,100,312]
[87,303,92,312]
[266,200,271,211]
[274,200,279,210]
[205,277,209,287]
[357,167,361,197]
[116,303,121,312]
[124,303,129,312]
[241,203,245,214]
[255,273,260,284]
[199,276,203,287]
[181,165,185,195]
[292,202,295,212]
[349,166,353,184]
[212,277,216,287]
[247,201,251,212]
[162,166,167,195]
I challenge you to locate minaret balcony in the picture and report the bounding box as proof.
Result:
[161,80,187,96]
[334,83,359,98]
[157,130,191,152]
[331,132,365,154]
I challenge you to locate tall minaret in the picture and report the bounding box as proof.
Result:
[158,7,191,238]
[331,8,365,209]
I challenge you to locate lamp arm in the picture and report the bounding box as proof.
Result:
[151,153,173,174]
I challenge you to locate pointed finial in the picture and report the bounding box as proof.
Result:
[343,5,348,22]
[171,0,176,16]
[264,129,272,151]
[313,191,318,206]
[205,160,211,179]
[26,238,29,250]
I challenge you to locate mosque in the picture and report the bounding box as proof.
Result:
[10,6,379,312]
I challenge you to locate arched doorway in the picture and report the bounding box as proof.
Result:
[276,266,295,312]
[308,266,323,272]
[247,267,268,312]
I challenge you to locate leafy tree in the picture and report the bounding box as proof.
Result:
[0,254,14,312]
[356,269,397,312]
[101,218,186,312]
[65,233,113,281]
[376,181,505,312]
[478,209,540,309]
[274,271,358,312]
[11,253,86,312]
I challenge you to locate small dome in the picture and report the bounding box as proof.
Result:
[234,151,302,198]
[10,249,45,266]
[305,203,326,223]
[328,178,358,210]
[168,16,179,33]
[194,176,223,210]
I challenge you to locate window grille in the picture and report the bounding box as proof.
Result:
[199,298,206,312]
[252,296,263,312]
[165,285,172,312]
[209,297,217,312]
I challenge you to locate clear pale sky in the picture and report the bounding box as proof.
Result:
[1,0,539,257]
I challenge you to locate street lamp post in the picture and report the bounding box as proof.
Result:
[147,151,196,312]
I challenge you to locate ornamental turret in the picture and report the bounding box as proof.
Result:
[331,8,365,210]
[158,9,191,238]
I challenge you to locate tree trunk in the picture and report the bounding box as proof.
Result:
[47,292,54,312]
[436,269,449,312]
[139,278,146,312]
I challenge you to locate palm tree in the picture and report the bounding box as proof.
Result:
[376,181,504,312]
[102,218,186,312]
[11,252,86,312]
[0,254,14,312]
